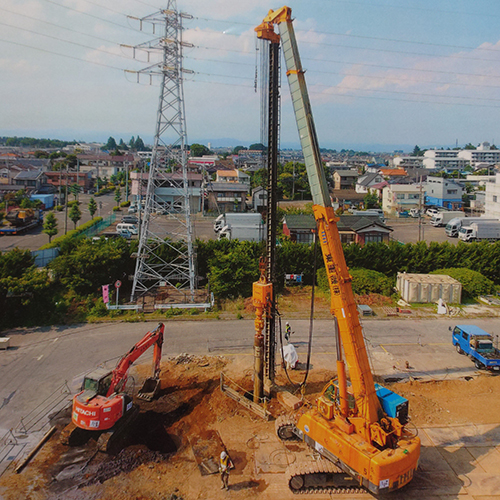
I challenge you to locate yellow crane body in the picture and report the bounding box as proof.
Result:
[256,6,420,494]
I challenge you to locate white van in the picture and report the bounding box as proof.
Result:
[116,223,138,235]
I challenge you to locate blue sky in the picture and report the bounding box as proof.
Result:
[1,0,500,152]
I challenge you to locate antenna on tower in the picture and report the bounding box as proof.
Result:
[126,2,197,305]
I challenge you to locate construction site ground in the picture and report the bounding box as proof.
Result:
[1,352,500,500]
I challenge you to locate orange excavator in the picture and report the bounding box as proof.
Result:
[254,7,420,495]
[66,323,164,451]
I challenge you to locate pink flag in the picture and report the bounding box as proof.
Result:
[102,285,109,304]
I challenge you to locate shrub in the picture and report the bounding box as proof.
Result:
[317,267,393,296]
[120,201,131,207]
[430,268,495,299]
[112,206,121,212]
[40,217,103,249]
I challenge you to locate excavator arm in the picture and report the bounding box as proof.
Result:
[107,322,165,396]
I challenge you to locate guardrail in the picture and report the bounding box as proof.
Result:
[0,382,72,477]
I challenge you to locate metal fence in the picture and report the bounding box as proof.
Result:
[79,214,116,238]
[32,247,60,267]
[0,382,72,477]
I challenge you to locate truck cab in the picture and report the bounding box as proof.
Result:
[451,325,500,370]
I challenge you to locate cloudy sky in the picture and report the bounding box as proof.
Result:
[2,0,500,151]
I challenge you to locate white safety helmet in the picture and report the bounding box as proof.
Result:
[221,451,227,460]
[286,322,289,326]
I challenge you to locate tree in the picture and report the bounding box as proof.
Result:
[249,143,266,151]
[363,192,380,209]
[43,212,58,243]
[101,137,117,151]
[69,203,81,229]
[69,183,81,201]
[413,145,424,156]
[114,187,122,207]
[129,136,136,149]
[232,145,246,155]
[118,139,128,151]
[88,197,97,219]
[134,136,145,151]
[464,143,476,150]
[190,143,209,157]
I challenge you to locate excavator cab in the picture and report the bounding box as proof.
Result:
[318,379,357,420]
[78,368,113,403]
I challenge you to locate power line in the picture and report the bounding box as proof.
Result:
[184,53,500,91]
[40,0,140,32]
[195,43,500,81]
[195,14,500,53]
[0,21,139,62]
[187,77,500,109]
[0,37,126,72]
[0,6,121,46]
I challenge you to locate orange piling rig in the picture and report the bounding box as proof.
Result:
[256,7,420,495]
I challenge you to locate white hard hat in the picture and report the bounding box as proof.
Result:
[220,451,227,459]
[286,322,289,325]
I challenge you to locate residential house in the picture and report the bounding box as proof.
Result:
[379,168,407,180]
[13,170,46,192]
[77,153,138,180]
[130,171,203,213]
[44,171,92,193]
[215,169,250,186]
[382,184,423,214]
[282,214,393,246]
[333,170,358,190]
[355,172,385,194]
[392,156,424,169]
[206,182,248,213]
[484,172,500,220]
[251,186,267,213]
[425,176,463,210]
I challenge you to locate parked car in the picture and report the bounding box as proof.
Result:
[121,215,139,225]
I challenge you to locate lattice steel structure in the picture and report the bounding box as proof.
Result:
[130,3,196,302]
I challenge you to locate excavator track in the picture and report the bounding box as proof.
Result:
[275,414,297,441]
[97,406,140,454]
[286,459,367,495]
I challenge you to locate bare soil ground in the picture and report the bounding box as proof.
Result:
[2,354,500,500]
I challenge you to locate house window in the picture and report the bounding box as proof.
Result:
[494,195,498,203]
[296,232,314,244]
[447,190,457,194]
[408,194,420,200]
[396,193,405,199]
[364,233,384,243]
[340,233,355,244]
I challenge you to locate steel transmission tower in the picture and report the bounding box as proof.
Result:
[129,3,196,303]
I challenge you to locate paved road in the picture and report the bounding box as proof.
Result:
[0,193,117,252]
[1,317,498,430]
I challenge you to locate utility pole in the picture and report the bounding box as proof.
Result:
[127,3,197,303]
[64,165,69,234]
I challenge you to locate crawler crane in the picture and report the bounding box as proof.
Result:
[255,7,420,494]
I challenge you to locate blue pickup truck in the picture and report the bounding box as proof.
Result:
[451,325,500,371]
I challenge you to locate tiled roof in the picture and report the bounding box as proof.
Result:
[284,213,392,232]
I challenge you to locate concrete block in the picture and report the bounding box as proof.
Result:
[0,337,10,349]
[277,391,302,411]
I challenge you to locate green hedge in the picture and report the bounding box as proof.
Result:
[430,268,495,299]
[40,217,103,249]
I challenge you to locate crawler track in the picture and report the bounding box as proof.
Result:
[286,459,367,495]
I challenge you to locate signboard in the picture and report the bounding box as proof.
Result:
[115,280,122,289]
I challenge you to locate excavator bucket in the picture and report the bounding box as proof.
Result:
[138,377,160,401]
